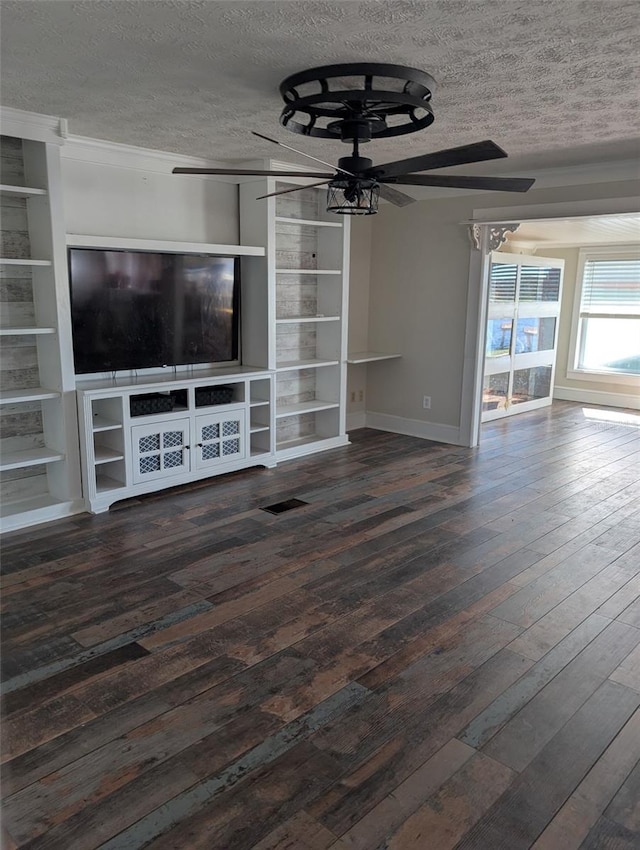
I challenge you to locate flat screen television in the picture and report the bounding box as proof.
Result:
[68,248,240,374]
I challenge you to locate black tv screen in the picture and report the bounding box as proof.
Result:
[68,248,239,374]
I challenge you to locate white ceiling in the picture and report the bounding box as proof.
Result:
[2,0,640,176]
[506,214,640,248]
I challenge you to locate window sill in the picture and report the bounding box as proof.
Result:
[566,368,640,387]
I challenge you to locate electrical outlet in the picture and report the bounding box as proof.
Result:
[358,389,364,402]
[350,391,356,403]
[423,395,431,410]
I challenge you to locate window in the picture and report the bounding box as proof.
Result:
[570,248,640,381]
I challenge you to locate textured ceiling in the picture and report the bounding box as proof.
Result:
[2,0,640,174]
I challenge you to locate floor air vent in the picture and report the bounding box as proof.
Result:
[261,498,309,515]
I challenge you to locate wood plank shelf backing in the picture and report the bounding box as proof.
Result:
[275,216,342,227]
[275,268,342,275]
[276,316,340,324]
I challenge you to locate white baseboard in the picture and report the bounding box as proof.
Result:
[346,411,367,431]
[553,386,640,410]
[364,411,463,446]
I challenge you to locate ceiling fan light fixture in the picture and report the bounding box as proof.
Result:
[326,178,380,215]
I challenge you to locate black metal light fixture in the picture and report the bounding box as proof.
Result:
[173,63,536,210]
[326,177,379,215]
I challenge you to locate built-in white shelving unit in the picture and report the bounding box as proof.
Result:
[240,175,350,461]
[0,126,83,532]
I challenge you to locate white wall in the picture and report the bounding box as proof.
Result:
[367,178,640,439]
[61,145,238,244]
[347,217,372,418]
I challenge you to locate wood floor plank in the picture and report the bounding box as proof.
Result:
[578,815,640,849]
[605,758,640,832]
[332,738,475,850]
[454,680,640,850]
[249,811,338,850]
[531,709,640,849]
[308,649,534,836]
[459,612,610,750]
[1,405,638,849]
[384,752,514,850]
[609,643,640,693]
[482,620,640,772]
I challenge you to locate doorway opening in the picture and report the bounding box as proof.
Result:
[464,211,640,445]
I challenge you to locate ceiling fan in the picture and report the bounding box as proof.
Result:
[173,63,535,214]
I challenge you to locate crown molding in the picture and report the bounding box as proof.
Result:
[60,133,236,179]
[0,106,65,145]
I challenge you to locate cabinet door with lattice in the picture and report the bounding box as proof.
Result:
[194,408,246,470]
[131,417,191,484]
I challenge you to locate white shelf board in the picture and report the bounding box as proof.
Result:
[250,448,272,458]
[66,234,265,257]
[275,269,341,275]
[346,352,402,364]
[276,433,349,461]
[96,473,126,493]
[276,358,339,372]
[0,327,56,336]
[0,184,47,197]
[0,493,66,520]
[0,387,60,404]
[0,447,64,471]
[249,399,270,408]
[76,365,271,392]
[276,315,340,324]
[276,400,339,418]
[94,447,125,465]
[250,425,270,434]
[92,416,123,432]
[276,434,323,451]
[275,216,342,228]
[0,258,52,266]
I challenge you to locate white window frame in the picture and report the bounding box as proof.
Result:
[567,245,640,387]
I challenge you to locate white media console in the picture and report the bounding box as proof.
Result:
[76,366,275,513]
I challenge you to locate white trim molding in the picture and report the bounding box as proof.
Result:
[66,234,265,256]
[365,411,463,446]
[0,106,65,145]
[553,386,640,410]
[61,133,235,177]
[346,411,367,431]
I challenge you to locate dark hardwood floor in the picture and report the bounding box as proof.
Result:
[1,400,639,849]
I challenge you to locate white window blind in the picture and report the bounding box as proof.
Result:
[580,258,640,316]
[573,251,640,377]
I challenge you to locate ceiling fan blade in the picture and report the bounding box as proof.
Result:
[173,167,334,178]
[367,140,508,180]
[252,131,354,176]
[255,180,331,200]
[390,174,535,192]
[377,183,416,207]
